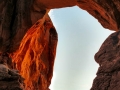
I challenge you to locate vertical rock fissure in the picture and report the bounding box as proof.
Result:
[9,0,17,32]
[1,0,15,52]
[8,0,17,53]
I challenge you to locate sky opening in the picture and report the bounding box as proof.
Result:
[48,6,114,90]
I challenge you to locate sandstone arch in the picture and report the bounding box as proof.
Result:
[0,0,120,90]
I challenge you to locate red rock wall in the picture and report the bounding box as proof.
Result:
[11,15,58,90]
[77,0,118,30]
[1,0,120,90]
[33,0,120,31]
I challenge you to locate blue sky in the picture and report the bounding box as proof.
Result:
[49,6,114,90]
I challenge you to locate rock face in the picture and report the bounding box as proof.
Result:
[34,0,120,31]
[0,0,48,52]
[77,0,120,31]
[0,53,24,90]
[1,0,120,90]
[0,0,58,90]
[11,15,58,90]
[91,31,120,90]
[0,64,24,90]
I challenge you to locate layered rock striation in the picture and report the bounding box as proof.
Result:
[77,0,120,31]
[1,0,120,90]
[34,0,120,31]
[0,0,58,90]
[12,15,58,90]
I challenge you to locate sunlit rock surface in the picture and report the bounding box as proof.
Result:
[12,15,58,90]
[0,0,58,90]
[1,0,120,90]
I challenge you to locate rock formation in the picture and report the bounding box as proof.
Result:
[1,0,120,90]
[77,0,120,31]
[91,31,120,90]
[11,15,58,90]
[34,0,120,31]
[0,53,24,90]
[0,0,58,90]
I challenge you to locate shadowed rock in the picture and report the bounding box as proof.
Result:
[91,31,120,90]
[1,0,120,90]
[0,62,24,90]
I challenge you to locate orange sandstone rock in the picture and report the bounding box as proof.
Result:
[12,15,58,90]
[1,0,120,90]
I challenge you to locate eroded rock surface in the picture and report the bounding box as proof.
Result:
[0,64,24,90]
[1,0,57,90]
[0,53,24,90]
[1,0,120,54]
[91,31,120,90]
[12,15,58,90]
[1,0,120,90]
[77,0,120,31]
[0,0,48,52]
[34,0,120,31]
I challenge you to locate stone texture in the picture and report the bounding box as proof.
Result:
[0,0,47,52]
[33,0,76,9]
[1,0,120,53]
[0,53,24,90]
[91,31,120,90]
[77,0,120,31]
[11,15,58,90]
[0,0,58,90]
[1,0,120,90]
[0,64,24,90]
[34,0,120,31]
